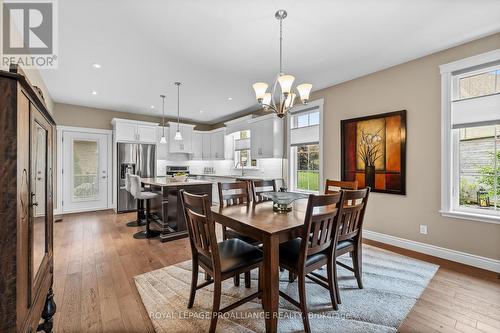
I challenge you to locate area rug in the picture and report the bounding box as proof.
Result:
[134,244,438,332]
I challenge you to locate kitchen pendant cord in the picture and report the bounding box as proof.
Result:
[176,82,181,132]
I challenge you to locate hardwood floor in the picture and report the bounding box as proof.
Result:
[52,210,499,332]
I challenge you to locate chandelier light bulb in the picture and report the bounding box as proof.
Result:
[278,74,295,94]
[262,93,272,106]
[284,93,296,109]
[297,83,312,103]
[252,82,269,101]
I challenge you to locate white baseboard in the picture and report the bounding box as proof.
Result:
[363,230,500,273]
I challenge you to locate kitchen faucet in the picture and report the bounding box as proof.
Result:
[234,160,245,176]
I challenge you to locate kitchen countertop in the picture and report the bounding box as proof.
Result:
[192,174,279,181]
[141,177,213,187]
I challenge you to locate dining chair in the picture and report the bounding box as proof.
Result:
[278,192,344,333]
[251,179,277,204]
[332,187,370,304]
[324,179,358,194]
[180,190,263,333]
[218,181,259,287]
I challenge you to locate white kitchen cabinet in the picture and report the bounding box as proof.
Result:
[156,126,169,160]
[210,129,225,160]
[191,131,203,160]
[168,122,195,153]
[249,114,284,158]
[137,125,157,143]
[202,133,211,160]
[112,119,158,144]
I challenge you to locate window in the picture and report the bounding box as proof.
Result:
[291,111,320,129]
[295,144,320,191]
[288,101,323,193]
[234,130,252,168]
[440,51,500,223]
[458,125,500,213]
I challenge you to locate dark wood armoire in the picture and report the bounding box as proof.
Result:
[0,65,57,332]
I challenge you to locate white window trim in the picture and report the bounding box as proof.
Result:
[287,98,324,193]
[439,49,500,225]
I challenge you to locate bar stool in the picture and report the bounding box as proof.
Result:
[129,175,161,239]
[125,173,146,227]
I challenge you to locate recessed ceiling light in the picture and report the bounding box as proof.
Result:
[150,105,155,109]
[227,97,233,101]
[91,90,98,95]
[92,63,101,69]
[199,110,204,114]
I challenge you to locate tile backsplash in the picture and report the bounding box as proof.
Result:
[157,156,286,180]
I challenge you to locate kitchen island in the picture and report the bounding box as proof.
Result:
[141,177,213,242]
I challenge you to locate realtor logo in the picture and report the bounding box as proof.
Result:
[2,0,58,68]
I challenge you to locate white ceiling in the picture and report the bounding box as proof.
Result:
[40,0,500,124]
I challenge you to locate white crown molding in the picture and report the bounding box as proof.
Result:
[439,48,500,74]
[363,230,500,273]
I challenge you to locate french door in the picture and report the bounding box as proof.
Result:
[62,131,109,213]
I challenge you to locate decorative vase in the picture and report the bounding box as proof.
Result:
[365,165,375,189]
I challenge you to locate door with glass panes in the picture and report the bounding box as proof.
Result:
[62,131,109,213]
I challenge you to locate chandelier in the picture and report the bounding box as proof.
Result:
[252,10,312,118]
[174,81,182,141]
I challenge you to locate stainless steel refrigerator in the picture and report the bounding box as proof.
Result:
[117,143,156,212]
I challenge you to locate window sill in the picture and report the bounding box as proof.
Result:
[439,210,500,225]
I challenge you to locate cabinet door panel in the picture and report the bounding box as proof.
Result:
[137,125,156,143]
[202,133,211,159]
[191,132,203,159]
[210,132,224,159]
[115,122,137,142]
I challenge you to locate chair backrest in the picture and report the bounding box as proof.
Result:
[251,179,277,203]
[180,190,220,270]
[299,192,343,262]
[125,173,131,192]
[325,179,358,194]
[129,174,142,198]
[218,181,251,207]
[336,188,370,242]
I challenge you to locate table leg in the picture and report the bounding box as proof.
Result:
[262,234,279,333]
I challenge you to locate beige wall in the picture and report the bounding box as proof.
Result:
[54,103,211,130]
[311,33,500,260]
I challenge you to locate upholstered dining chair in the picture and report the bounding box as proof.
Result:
[324,179,358,194]
[251,179,277,204]
[332,187,370,304]
[218,181,259,287]
[180,190,263,333]
[278,192,344,333]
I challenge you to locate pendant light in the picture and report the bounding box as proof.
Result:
[251,10,312,118]
[174,82,183,141]
[159,94,167,144]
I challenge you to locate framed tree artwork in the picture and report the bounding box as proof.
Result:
[341,110,407,195]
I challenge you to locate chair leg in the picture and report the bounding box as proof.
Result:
[333,259,341,304]
[297,274,311,333]
[288,270,296,283]
[209,281,222,333]
[327,259,339,311]
[353,246,363,289]
[258,267,263,300]
[188,259,199,308]
[233,274,240,286]
[244,271,251,288]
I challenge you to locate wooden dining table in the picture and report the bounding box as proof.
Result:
[211,199,309,333]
